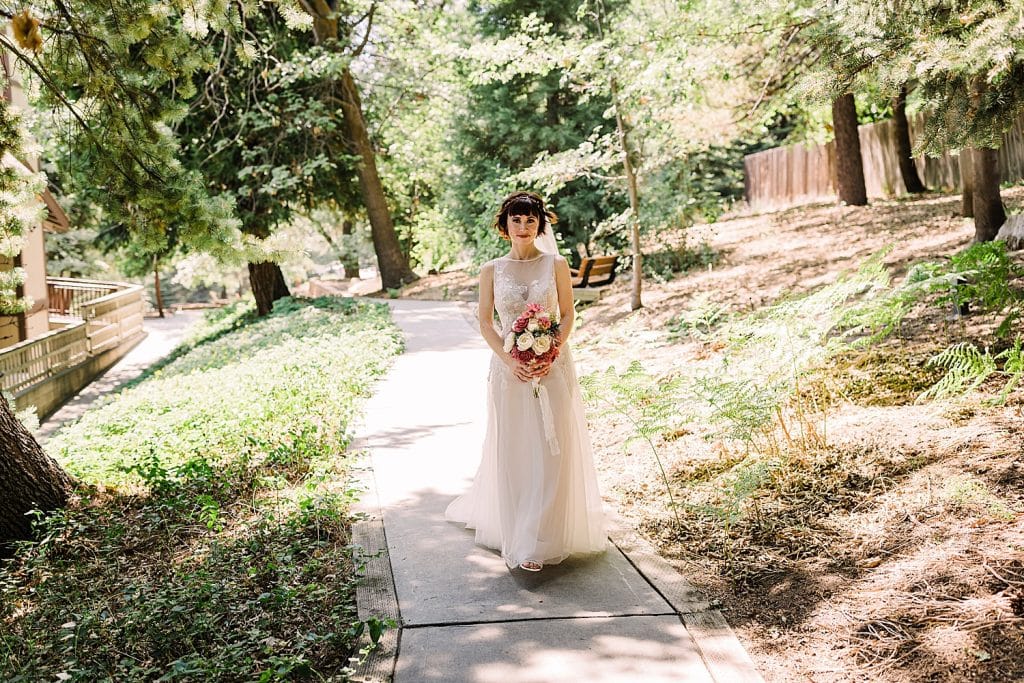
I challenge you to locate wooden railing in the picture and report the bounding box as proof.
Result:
[0,279,145,394]
[47,277,125,318]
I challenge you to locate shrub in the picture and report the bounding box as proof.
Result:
[1,296,402,681]
[642,241,719,283]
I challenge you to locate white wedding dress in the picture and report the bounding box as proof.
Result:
[445,252,607,568]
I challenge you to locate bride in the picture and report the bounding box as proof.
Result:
[445,191,607,572]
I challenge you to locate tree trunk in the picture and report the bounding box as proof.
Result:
[973,147,1006,242]
[313,221,345,263]
[300,4,417,291]
[0,393,73,546]
[893,85,926,194]
[248,261,291,316]
[340,219,360,278]
[546,88,561,153]
[337,69,417,290]
[832,93,868,206]
[961,148,975,218]
[612,77,642,311]
[153,256,165,318]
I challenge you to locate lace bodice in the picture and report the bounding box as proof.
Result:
[492,253,560,336]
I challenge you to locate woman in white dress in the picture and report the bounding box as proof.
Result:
[445,191,607,572]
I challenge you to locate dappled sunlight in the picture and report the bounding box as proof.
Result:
[361,480,666,625]
[355,421,474,456]
[567,186,1024,681]
[397,616,713,682]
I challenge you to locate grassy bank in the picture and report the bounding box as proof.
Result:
[1,296,402,682]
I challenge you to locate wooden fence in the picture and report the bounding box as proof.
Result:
[0,279,144,395]
[744,115,1024,211]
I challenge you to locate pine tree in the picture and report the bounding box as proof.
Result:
[0,1,253,543]
[832,93,868,206]
[893,84,927,194]
[823,0,1024,239]
[176,8,362,314]
[295,1,418,289]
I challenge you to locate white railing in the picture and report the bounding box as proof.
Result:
[0,279,145,394]
[0,322,88,394]
[80,285,145,355]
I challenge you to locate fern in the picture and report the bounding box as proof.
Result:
[580,361,683,523]
[919,342,999,402]
[920,336,1024,404]
[684,251,902,449]
[995,337,1024,404]
[666,296,729,341]
[925,242,1024,337]
[834,259,962,346]
[689,375,783,443]
[946,241,1023,314]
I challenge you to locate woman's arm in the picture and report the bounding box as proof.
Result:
[554,256,575,345]
[477,263,506,356]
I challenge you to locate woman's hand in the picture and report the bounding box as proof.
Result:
[508,359,536,383]
[506,357,550,382]
[529,358,554,379]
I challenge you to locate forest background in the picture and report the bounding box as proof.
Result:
[30,0,1018,312]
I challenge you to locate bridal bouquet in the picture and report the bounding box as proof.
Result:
[503,304,560,394]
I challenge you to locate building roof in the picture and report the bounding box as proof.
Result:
[41,188,70,233]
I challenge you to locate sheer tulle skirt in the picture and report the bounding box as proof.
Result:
[445,347,607,568]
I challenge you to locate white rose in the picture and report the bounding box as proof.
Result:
[516,332,535,351]
[532,334,552,354]
[503,332,515,353]
[527,319,540,331]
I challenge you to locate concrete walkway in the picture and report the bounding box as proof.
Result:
[37,310,205,444]
[351,299,763,683]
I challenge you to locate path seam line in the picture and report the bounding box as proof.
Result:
[401,611,680,630]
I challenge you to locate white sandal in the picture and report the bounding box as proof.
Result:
[519,561,543,572]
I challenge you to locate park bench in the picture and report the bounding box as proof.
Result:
[571,255,619,287]
[571,255,619,302]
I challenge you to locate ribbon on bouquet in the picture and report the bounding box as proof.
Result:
[532,378,561,457]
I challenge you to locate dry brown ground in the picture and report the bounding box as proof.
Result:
[397,188,1024,682]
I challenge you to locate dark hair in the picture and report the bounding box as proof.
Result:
[493,191,558,240]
